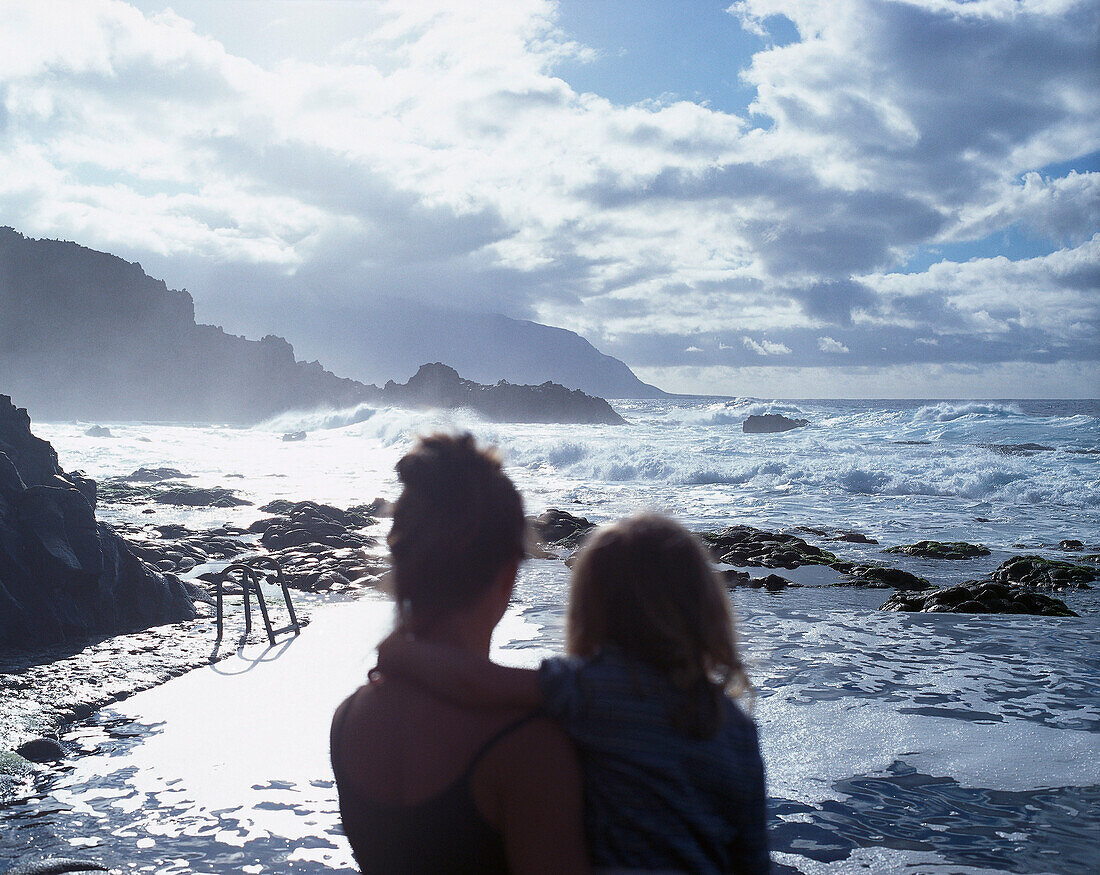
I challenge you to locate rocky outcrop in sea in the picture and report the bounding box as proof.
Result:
[382,363,626,425]
[0,397,196,648]
[742,414,809,433]
[880,581,1078,616]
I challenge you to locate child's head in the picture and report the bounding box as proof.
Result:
[566,513,749,728]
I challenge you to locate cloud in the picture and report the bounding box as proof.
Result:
[743,336,793,355]
[818,336,849,353]
[0,0,1096,393]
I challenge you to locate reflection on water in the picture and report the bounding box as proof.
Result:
[3,577,1099,873]
[770,762,1100,873]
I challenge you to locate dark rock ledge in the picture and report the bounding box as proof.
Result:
[697,525,929,589]
[884,541,991,560]
[742,414,809,434]
[881,582,1078,617]
[1,396,195,649]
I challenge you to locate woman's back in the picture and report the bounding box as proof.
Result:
[331,677,587,874]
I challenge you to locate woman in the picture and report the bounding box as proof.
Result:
[330,433,589,874]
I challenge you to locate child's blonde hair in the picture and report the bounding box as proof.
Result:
[566,513,750,737]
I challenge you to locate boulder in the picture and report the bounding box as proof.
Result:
[989,555,1097,591]
[282,431,307,442]
[881,582,1078,617]
[530,508,596,548]
[0,395,196,648]
[15,737,64,763]
[124,467,191,482]
[883,540,990,560]
[83,426,113,438]
[155,486,251,508]
[241,500,383,592]
[742,414,809,434]
[699,525,841,569]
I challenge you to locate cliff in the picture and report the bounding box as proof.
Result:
[0,228,376,423]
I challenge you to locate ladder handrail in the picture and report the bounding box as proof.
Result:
[212,558,300,646]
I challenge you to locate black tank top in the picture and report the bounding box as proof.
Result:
[331,701,539,874]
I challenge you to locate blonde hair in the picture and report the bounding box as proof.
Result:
[566,513,750,736]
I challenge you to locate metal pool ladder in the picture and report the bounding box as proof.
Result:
[213,557,301,646]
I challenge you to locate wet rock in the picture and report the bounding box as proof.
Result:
[989,555,1097,591]
[362,497,393,517]
[282,431,307,442]
[842,565,931,590]
[742,414,809,434]
[721,569,751,585]
[758,574,793,591]
[530,508,596,548]
[1,396,196,648]
[124,466,191,482]
[241,500,383,592]
[1059,539,1083,550]
[4,858,108,874]
[881,582,1078,617]
[699,525,842,570]
[83,426,112,438]
[883,541,991,560]
[155,485,251,508]
[15,737,64,762]
[977,442,1053,456]
[796,526,877,544]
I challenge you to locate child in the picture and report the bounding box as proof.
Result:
[378,513,770,874]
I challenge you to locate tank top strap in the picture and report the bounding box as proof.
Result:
[460,710,543,781]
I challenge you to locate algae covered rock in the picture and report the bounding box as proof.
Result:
[884,541,991,560]
[990,555,1097,590]
[881,581,1078,617]
[699,525,841,569]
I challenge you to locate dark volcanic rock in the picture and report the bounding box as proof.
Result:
[884,540,991,560]
[1059,539,1083,551]
[977,442,1054,456]
[796,526,877,544]
[125,467,192,482]
[989,555,1097,591]
[155,486,251,508]
[742,414,809,434]
[0,395,196,648]
[881,582,1078,617]
[530,508,596,548]
[83,426,113,438]
[239,500,384,592]
[383,363,625,425]
[841,565,931,590]
[699,525,841,569]
[15,737,64,763]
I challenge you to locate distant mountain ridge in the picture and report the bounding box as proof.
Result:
[0,228,636,423]
[299,299,665,399]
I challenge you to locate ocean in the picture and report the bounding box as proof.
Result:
[2,397,1098,873]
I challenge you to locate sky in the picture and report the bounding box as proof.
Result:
[0,0,1097,397]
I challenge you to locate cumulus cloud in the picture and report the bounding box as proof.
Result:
[743,336,793,355]
[0,0,1096,394]
[818,336,850,353]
